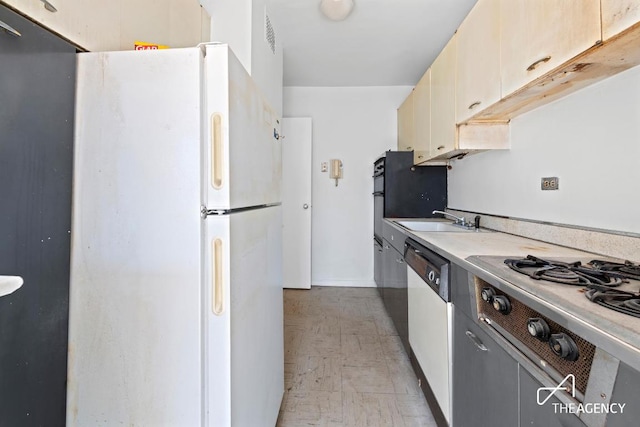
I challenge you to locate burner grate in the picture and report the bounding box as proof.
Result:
[504,255,624,287]
[585,286,640,318]
[589,259,640,281]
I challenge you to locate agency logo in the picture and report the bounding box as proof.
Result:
[537,374,575,405]
[537,374,626,415]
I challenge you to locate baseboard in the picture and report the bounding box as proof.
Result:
[311,280,376,288]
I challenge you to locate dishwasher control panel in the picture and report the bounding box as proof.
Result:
[404,239,450,301]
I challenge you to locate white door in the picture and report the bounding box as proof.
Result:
[282,118,312,289]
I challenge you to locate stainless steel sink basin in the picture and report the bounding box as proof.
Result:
[395,220,488,233]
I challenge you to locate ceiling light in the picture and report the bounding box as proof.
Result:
[320,0,354,21]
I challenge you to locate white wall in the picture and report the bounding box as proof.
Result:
[448,65,640,235]
[284,86,412,287]
[202,0,283,115]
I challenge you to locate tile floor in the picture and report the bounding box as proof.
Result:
[277,287,437,427]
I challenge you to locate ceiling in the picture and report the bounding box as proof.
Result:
[267,0,478,87]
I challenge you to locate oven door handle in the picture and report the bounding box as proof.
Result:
[465,330,488,352]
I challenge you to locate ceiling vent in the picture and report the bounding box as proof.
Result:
[264,9,276,55]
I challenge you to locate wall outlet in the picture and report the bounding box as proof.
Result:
[541,177,559,190]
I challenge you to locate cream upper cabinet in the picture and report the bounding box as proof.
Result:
[2,0,120,50]
[602,0,640,40]
[120,0,207,50]
[500,0,601,97]
[2,0,208,51]
[412,68,431,164]
[430,36,457,159]
[456,0,500,124]
[169,0,209,48]
[397,90,414,152]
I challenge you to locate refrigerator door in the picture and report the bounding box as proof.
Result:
[204,206,283,427]
[69,48,204,425]
[204,44,282,211]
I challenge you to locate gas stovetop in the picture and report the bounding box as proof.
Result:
[502,255,640,318]
[467,255,640,356]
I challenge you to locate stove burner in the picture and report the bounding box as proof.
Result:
[504,255,624,287]
[585,286,640,318]
[588,260,640,281]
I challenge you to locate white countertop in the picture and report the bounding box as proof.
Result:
[386,218,592,267]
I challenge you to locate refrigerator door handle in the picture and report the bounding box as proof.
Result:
[212,238,224,315]
[211,113,224,190]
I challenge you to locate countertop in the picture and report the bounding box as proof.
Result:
[385,218,593,264]
[384,218,640,370]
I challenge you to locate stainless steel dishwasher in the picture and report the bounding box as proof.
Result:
[405,238,452,425]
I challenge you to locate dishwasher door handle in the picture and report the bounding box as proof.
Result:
[465,330,488,352]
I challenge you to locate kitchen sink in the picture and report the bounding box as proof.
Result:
[395,220,488,233]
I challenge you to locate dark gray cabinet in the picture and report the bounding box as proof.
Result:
[0,6,76,426]
[374,238,383,293]
[382,238,408,352]
[607,362,640,427]
[452,309,519,427]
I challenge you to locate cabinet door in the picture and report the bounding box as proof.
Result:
[72,0,121,51]
[456,0,500,123]
[0,6,75,425]
[397,90,414,151]
[169,0,208,47]
[430,36,457,159]
[602,0,640,41]
[5,0,120,51]
[413,68,431,164]
[500,0,601,96]
[1,0,42,23]
[120,0,171,48]
[452,310,519,427]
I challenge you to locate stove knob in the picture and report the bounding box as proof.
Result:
[492,295,512,315]
[428,271,436,282]
[549,333,580,361]
[481,287,496,303]
[527,318,551,341]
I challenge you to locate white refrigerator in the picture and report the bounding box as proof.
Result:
[67,44,283,426]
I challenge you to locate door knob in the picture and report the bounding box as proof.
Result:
[303,204,309,209]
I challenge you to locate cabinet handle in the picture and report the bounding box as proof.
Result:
[417,155,424,159]
[468,101,481,110]
[40,0,58,12]
[0,20,21,37]
[437,145,445,150]
[465,330,488,352]
[526,56,551,71]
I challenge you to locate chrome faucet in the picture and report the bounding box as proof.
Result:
[432,210,467,226]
